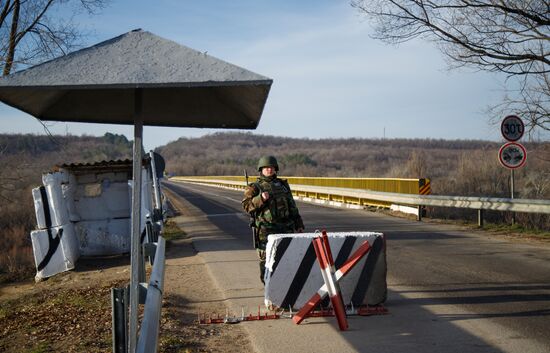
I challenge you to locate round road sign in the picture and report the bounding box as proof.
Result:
[498,142,527,169]
[501,115,524,142]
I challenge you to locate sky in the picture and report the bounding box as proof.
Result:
[0,0,528,151]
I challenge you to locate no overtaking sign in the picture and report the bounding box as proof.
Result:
[498,142,527,169]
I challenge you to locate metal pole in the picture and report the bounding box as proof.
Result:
[511,169,514,199]
[149,151,163,227]
[149,151,161,210]
[478,209,484,228]
[112,287,128,353]
[511,169,515,225]
[129,88,143,353]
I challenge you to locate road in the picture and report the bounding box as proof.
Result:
[163,180,550,353]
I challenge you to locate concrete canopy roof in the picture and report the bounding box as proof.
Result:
[0,29,272,128]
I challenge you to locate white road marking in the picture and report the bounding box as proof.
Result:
[190,186,242,203]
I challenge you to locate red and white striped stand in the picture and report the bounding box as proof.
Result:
[292,235,372,328]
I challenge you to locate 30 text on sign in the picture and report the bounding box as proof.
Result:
[501,115,524,142]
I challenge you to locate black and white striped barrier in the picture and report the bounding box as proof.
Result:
[264,231,386,310]
[30,223,79,281]
[32,173,71,229]
[31,173,80,281]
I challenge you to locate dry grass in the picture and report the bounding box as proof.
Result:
[0,225,35,283]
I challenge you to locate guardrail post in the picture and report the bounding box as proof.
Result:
[417,205,422,221]
[112,286,128,353]
[143,242,158,265]
[138,238,146,283]
[478,209,484,228]
[139,283,148,304]
[145,222,156,265]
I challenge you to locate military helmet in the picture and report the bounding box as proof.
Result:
[257,155,279,172]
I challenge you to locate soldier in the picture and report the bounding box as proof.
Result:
[242,155,304,284]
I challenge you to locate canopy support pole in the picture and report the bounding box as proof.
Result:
[129,88,143,353]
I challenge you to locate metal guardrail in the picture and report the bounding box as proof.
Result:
[171,177,550,215]
[112,232,166,353]
[136,236,166,353]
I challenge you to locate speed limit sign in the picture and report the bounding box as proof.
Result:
[501,115,524,142]
[498,142,527,169]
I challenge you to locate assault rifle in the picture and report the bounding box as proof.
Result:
[245,169,260,249]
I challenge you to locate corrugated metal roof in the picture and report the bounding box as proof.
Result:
[56,159,138,174]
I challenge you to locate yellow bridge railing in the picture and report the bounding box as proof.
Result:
[170,176,430,209]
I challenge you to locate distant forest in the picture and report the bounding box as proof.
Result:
[157,132,549,230]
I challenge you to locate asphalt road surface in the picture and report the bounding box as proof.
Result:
[163,180,550,353]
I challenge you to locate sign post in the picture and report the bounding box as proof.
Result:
[499,115,527,225]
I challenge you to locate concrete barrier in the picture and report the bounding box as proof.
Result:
[264,231,387,310]
[31,222,79,281]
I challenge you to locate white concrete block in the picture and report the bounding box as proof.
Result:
[32,186,49,230]
[264,231,387,310]
[31,223,80,281]
[41,172,71,227]
[391,204,419,216]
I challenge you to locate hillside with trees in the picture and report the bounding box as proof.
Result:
[157,132,548,197]
[157,132,549,230]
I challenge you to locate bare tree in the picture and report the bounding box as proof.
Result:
[351,0,550,134]
[404,150,428,177]
[0,0,108,76]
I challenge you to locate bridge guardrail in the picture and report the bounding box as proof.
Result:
[170,177,550,220]
[136,236,166,353]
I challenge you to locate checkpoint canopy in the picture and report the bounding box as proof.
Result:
[0,29,273,353]
[0,29,272,128]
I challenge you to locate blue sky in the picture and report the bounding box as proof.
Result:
[0,0,518,151]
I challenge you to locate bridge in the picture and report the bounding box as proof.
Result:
[162,179,550,353]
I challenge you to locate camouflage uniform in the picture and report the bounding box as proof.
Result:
[242,162,304,284]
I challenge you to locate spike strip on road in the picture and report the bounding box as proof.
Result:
[292,239,372,325]
[198,306,282,325]
[197,303,388,325]
[303,304,388,318]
